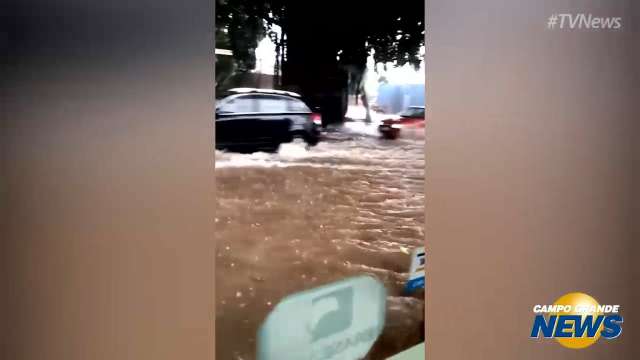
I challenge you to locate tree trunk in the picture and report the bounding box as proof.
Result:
[280,7,348,126]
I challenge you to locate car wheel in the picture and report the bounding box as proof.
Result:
[263,143,280,153]
[305,135,319,146]
[301,130,320,146]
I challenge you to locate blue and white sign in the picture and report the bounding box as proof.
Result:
[256,275,386,360]
[404,247,425,294]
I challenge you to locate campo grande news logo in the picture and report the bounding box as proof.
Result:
[530,292,623,349]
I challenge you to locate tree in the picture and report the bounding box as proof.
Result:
[215,0,269,72]
[216,0,425,123]
[215,29,236,89]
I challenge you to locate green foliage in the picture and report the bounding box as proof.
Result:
[216,0,425,71]
[366,9,424,70]
[216,0,269,72]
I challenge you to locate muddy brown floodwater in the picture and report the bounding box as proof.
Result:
[215,122,425,360]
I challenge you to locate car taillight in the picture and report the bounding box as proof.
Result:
[311,113,322,125]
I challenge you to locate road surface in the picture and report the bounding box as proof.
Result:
[215,121,425,359]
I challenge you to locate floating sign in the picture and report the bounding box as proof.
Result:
[257,275,387,360]
[404,247,425,294]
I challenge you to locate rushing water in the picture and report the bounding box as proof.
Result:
[215,121,425,360]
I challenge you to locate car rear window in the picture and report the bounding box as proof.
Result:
[218,95,259,113]
[401,107,425,118]
[286,98,311,112]
[258,96,289,113]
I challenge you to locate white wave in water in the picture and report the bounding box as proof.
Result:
[214,120,425,173]
[216,141,423,169]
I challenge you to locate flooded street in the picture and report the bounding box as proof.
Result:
[215,122,425,359]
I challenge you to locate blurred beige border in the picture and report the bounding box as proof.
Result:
[3,1,638,360]
[426,0,638,359]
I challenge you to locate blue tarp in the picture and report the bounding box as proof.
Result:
[376,84,425,114]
